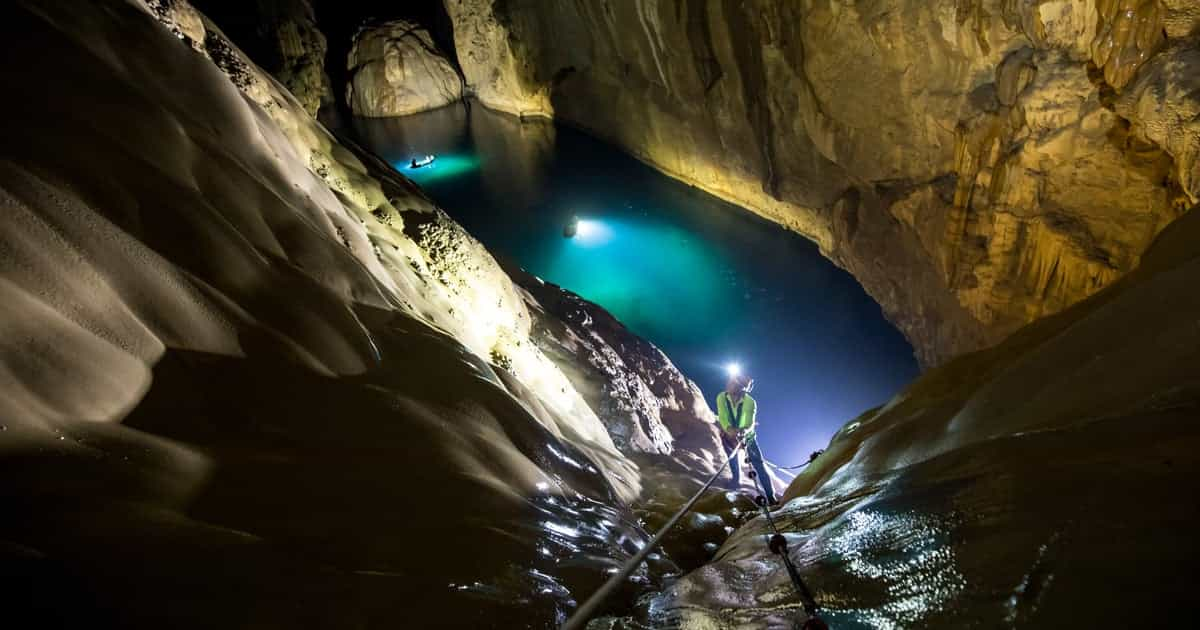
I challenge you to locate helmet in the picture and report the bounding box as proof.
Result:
[727,373,754,392]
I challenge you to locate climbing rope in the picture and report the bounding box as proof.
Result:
[747,463,828,629]
[778,449,826,470]
[560,439,747,630]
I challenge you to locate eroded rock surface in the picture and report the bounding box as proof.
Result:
[347,20,463,117]
[444,0,1198,365]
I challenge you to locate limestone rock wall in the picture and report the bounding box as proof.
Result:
[444,0,1199,366]
[257,0,332,116]
[191,0,332,116]
[346,20,463,117]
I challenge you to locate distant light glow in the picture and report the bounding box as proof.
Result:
[726,362,742,378]
[572,219,612,245]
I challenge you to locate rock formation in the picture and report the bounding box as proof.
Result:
[0,0,739,626]
[443,0,1198,366]
[346,20,463,117]
[508,266,789,498]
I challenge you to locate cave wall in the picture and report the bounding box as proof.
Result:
[444,0,1199,366]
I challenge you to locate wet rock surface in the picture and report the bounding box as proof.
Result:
[347,19,463,117]
[444,0,1198,366]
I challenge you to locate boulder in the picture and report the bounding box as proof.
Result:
[347,20,462,117]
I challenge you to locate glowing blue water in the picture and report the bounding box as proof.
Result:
[396,154,479,185]
[351,104,919,466]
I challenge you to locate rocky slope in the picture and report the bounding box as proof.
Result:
[444,0,1199,366]
[346,19,464,117]
[509,267,790,496]
[0,1,750,626]
[602,173,1200,628]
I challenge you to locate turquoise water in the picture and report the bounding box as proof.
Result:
[351,104,919,466]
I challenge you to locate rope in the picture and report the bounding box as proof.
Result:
[778,449,825,470]
[746,467,828,629]
[560,439,746,630]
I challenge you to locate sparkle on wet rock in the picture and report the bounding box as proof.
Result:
[825,509,966,629]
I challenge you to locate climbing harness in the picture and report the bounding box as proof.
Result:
[746,466,828,629]
[779,449,826,470]
[560,439,747,630]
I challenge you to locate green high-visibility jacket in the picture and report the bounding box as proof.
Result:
[716,391,756,437]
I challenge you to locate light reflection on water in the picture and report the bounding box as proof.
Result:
[396,154,480,185]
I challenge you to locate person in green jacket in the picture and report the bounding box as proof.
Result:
[716,372,777,504]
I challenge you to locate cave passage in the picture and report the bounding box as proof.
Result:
[350,103,920,464]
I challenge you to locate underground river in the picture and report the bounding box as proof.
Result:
[349,103,920,468]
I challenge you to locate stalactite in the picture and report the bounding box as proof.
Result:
[1091,0,1165,90]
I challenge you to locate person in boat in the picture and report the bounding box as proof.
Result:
[409,155,436,169]
[716,372,777,504]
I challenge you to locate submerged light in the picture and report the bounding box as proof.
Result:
[576,219,598,238]
[726,362,742,378]
[566,218,613,245]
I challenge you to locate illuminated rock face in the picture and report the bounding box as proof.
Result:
[443,0,1199,365]
[1116,37,1200,208]
[346,20,463,117]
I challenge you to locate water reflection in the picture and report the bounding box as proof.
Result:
[470,106,555,208]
